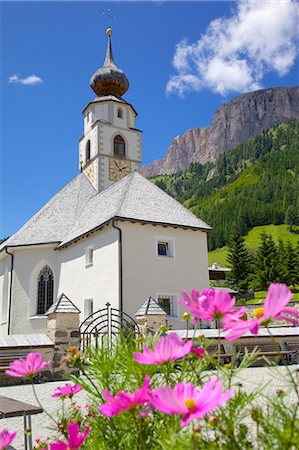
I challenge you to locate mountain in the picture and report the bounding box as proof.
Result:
[141,86,299,177]
[151,120,299,251]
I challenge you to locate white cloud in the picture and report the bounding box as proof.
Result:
[8,74,43,86]
[166,0,299,97]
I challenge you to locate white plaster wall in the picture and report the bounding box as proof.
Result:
[5,246,59,335]
[120,222,210,329]
[79,127,98,163]
[0,254,11,334]
[57,225,119,323]
[93,103,109,124]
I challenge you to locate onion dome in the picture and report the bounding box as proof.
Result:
[90,28,129,98]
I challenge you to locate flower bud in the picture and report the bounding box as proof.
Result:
[182,312,191,321]
[208,415,218,425]
[276,389,285,396]
[193,424,202,433]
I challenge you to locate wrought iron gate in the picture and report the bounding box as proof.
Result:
[80,302,140,352]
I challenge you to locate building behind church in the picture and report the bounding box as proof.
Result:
[0,29,211,336]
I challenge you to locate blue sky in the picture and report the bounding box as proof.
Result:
[1,0,298,237]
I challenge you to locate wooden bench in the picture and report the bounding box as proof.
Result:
[205,343,234,364]
[236,342,290,366]
[0,350,31,372]
[0,395,43,450]
[285,341,299,364]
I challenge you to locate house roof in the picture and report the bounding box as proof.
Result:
[135,296,167,316]
[46,293,81,315]
[1,171,211,252]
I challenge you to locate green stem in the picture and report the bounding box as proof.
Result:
[217,326,221,369]
[31,380,58,426]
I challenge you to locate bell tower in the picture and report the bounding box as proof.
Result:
[79,28,142,192]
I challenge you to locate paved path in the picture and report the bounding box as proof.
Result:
[0,366,298,449]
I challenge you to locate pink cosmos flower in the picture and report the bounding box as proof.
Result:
[149,379,232,427]
[133,333,192,365]
[224,284,298,341]
[99,376,150,417]
[181,289,246,324]
[190,347,205,358]
[52,383,83,399]
[50,422,89,450]
[5,353,51,379]
[0,429,17,450]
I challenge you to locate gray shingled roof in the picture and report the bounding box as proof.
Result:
[135,297,167,316]
[58,171,211,247]
[46,293,81,315]
[0,173,96,250]
[0,334,53,348]
[1,171,211,251]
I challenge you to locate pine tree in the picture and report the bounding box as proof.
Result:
[276,239,288,284]
[255,233,280,290]
[226,229,252,293]
[285,241,298,289]
[285,205,298,231]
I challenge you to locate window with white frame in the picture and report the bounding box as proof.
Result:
[84,298,94,320]
[85,247,93,268]
[156,237,174,258]
[157,294,178,317]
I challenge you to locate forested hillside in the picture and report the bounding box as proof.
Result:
[152,120,299,251]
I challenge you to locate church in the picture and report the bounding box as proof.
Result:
[0,29,211,336]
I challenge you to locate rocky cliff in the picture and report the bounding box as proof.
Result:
[141,86,299,177]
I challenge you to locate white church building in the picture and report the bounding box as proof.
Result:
[0,29,211,336]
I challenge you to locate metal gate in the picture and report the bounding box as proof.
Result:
[80,302,140,352]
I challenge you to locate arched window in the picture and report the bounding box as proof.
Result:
[37,265,54,315]
[113,135,125,158]
[86,140,91,162]
[117,108,123,119]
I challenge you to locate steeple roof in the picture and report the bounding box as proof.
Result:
[90,28,129,98]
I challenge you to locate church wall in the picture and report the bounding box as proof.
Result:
[0,255,12,335]
[120,221,210,329]
[57,225,119,323]
[9,246,59,335]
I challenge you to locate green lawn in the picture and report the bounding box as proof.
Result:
[208,224,299,267]
[247,289,299,304]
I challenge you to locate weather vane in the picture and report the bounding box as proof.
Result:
[102,9,117,20]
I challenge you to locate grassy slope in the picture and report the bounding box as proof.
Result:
[208,224,299,267]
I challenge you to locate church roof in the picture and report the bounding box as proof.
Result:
[0,173,96,250]
[1,171,211,252]
[135,297,167,317]
[58,171,212,248]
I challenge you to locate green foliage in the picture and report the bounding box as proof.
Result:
[50,332,299,450]
[285,205,299,231]
[255,233,280,290]
[151,120,299,252]
[208,224,299,268]
[226,230,252,293]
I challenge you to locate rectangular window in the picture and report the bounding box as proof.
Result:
[157,295,178,317]
[157,241,169,256]
[85,247,93,268]
[84,298,94,320]
[156,237,175,258]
